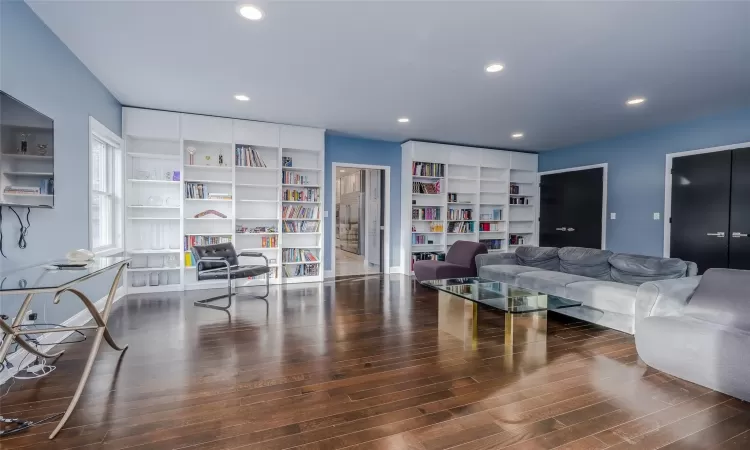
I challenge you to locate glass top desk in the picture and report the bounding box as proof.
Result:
[422,277,582,349]
[0,256,130,439]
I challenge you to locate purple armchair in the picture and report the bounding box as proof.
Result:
[413,240,488,282]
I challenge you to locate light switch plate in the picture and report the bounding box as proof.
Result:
[324,211,329,218]
[653,212,660,220]
[610,213,616,220]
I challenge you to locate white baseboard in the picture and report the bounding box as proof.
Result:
[0,287,125,386]
[389,266,404,274]
[324,270,334,279]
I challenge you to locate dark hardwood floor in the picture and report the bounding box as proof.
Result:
[0,275,748,449]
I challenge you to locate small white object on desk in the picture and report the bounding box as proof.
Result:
[66,249,95,262]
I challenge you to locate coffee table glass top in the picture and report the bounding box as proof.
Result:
[422,277,582,313]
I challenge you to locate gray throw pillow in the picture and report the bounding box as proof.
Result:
[609,253,687,286]
[516,246,560,271]
[684,268,750,332]
[559,247,613,281]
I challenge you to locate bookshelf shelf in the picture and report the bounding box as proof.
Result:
[124,107,324,293]
[402,141,537,272]
[128,179,179,184]
[3,154,53,161]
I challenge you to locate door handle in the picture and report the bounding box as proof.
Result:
[555,227,566,231]
[732,232,748,238]
[706,232,726,237]
[566,228,575,232]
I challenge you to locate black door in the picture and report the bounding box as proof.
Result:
[539,171,569,247]
[670,151,731,273]
[539,168,604,248]
[729,148,750,269]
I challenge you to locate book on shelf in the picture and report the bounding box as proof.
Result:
[509,234,527,245]
[448,208,473,220]
[480,209,502,221]
[448,221,474,233]
[282,248,319,263]
[282,220,320,233]
[412,181,440,194]
[282,204,319,219]
[509,196,530,205]
[3,186,41,195]
[480,222,502,231]
[184,235,232,251]
[412,234,439,245]
[235,145,267,167]
[412,207,441,221]
[284,264,319,277]
[185,182,207,199]
[282,188,319,202]
[282,170,312,185]
[480,239,504,250]
[208,192,231,200]
[261,236,278,248]
[412,162,444,177]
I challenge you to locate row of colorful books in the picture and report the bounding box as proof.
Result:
[282,205,319,219]
[282,188,319,202]
[412,162,444,177]
[284,264,319,277]
[282,171,313,185]
[282,220,319,232]
[282,248,319,262]
[412,181,440,194]
[412,207,440,220]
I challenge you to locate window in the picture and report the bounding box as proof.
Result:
[90,117,123,254]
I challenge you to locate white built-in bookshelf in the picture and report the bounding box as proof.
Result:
[401,141,538,274]
[123,108,324,294]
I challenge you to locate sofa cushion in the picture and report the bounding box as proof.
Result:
[516,246,560,271]
[478,265,546,285]
[608,253,688,286]
[558,247,613,281]
[515,271,593,297]
[445,240,488,273]
[684,268,750,333]
[565,281,637,316]
[413,261,475,282]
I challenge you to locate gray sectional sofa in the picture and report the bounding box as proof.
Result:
[476,246,699,334]
[635,269,750,402]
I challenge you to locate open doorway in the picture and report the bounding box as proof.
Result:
[332,164,389,277]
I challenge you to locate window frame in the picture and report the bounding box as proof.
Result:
[89,117,124,256]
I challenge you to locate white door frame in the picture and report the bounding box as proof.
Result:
[663,141,750,257]
[536,163,608,250]
[330,162,390,278]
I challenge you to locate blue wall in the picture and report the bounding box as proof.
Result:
[324,135,401,271]
[0,2,122,324]
[539,106,750,256]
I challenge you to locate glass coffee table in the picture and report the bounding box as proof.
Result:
[422,277,582,349]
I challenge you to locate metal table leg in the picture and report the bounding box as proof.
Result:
[48,263,129,439]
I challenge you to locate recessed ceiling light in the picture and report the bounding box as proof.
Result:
[485,63,504,73]
[512,132,524,139]
[237,4,264,21]
[397,117,410,123]
[626,97,646,105]
[234,94,250,101]
[339,169,345,173]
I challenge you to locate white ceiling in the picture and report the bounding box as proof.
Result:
[28,0,750,151]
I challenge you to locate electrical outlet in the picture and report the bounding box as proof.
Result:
[22,310,35,326]
[653,212,661,220]
[610,213,616,220]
